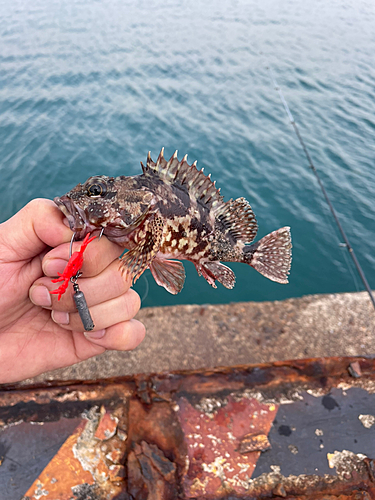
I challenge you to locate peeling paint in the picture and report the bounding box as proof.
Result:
[327,450,368,477]
[359,414,375,429]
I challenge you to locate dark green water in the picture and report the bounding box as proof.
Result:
[1,0,374,307]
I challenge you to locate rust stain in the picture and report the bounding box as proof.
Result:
[176,395,278,497]
[94,406,118,440]
[238,432,271,453]
[24,421,94,500]
[348,360,362,378]
[23,406,127,500]
[128,441,177,500]
[1,357,375,499]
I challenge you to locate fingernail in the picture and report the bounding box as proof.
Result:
[51,310,70,325]
[30,285,52,307]
[84,329,106,340]
[43,259,68,277]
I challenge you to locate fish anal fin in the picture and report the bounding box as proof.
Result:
[202,261,236,289]
[149,258,186,294]
[195,263,217,288]
[145,149,225,210]
[216,197,258,244]
[119,216,164,283]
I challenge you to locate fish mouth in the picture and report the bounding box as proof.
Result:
[54,196,93,240]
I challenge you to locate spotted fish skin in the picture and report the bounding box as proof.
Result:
[54,149,292,294]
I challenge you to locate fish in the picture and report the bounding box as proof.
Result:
[54,149,292,294]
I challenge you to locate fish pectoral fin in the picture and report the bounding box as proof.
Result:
[119,216,164,283]
[149,258,186,295]
[200,261,236,289]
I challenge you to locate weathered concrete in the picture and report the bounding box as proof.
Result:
[23,291,375,384]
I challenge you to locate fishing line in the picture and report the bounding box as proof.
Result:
[140,273,150,302]
[340,243,361,293]
[318,186,360,292]
[267,66,375,311]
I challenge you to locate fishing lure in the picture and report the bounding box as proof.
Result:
[50,233,96,331]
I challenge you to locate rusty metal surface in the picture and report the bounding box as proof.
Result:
[0,356,374,499]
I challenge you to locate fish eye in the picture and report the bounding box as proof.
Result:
[87,181,107,198]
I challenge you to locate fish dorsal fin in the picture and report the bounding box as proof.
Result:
[215,197,258,244]
[143,148,225,210]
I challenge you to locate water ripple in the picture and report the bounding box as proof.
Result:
[0,0,374,306]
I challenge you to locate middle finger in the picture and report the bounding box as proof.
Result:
[30,258,132,312]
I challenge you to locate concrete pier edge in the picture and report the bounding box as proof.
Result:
[21,290,375,385]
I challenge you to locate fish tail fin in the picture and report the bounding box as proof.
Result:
[243,227,292,283]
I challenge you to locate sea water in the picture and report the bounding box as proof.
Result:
[0,0,374,307]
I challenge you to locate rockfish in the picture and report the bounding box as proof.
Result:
[54,149,292,294]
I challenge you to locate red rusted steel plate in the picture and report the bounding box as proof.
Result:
[176,395,277,496]
[0,357,374,499]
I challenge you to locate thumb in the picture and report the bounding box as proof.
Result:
[0,199,73,261]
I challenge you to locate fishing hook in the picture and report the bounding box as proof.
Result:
[69,232,76,259]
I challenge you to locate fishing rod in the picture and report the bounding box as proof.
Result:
[267,66,375,311]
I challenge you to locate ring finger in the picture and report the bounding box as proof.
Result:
[51,288,141,332]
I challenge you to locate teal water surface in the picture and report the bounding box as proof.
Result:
[0,0,374,307]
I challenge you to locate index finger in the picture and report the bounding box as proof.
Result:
[0,199,73,261]
[42,235,124,278]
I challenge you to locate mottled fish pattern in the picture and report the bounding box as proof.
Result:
[54,149,292,294]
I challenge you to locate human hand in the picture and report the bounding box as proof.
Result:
[0,199,145,383]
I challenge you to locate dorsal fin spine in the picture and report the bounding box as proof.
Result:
[145,149,225,211]
[156,148,165,168]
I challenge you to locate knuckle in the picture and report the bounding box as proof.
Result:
[53,299,75,312]
[128,320,146,349]
[124,289,141,316]
[137,320,146,340]
[25,198,51,216]
[25,198,42,211]
[113,270,129,295]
